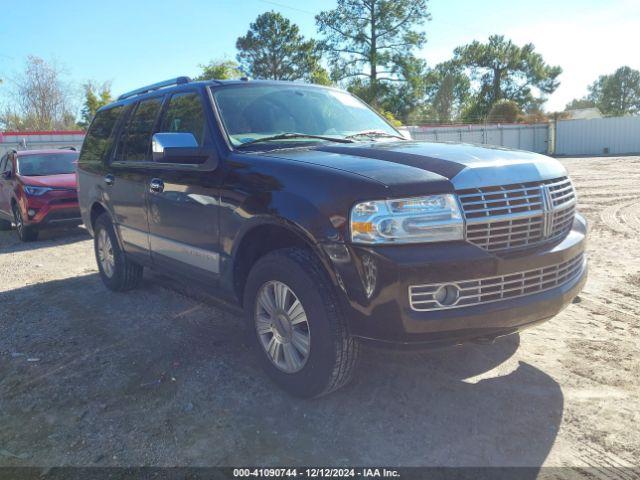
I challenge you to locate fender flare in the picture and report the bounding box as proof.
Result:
[87,200,125,251]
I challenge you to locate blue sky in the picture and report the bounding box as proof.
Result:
[1,0,638,113]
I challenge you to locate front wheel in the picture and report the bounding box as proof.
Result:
[244,248,360,398]
[12,204,38,241]
[93,213,143,291]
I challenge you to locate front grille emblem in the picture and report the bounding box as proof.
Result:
[540,185,555,238]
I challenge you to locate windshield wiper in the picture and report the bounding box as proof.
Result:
[236,133,355,149]
[344,130,406,141]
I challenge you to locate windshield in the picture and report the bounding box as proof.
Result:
[211,84,400,147]
[17,153,78,176]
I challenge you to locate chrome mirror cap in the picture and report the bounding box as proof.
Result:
[152,132,198,162]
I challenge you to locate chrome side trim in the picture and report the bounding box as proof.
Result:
[409,253,585,312]
[118,225,220,274]
[119,225,150,251]
[149,234,220,274]
[48,217,82,224]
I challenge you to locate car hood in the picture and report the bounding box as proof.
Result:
[262,141,567,193]
[19,173,77,189]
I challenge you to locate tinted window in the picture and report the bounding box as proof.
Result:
[17,153,78,176]
[79,105,125,164]
[116,97,163,162]
[159,92,206,145]
[212,85,398,147]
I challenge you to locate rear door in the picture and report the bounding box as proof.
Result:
[146,90,222,280]
[107,96,164,261]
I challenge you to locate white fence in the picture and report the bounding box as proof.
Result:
[2,117,639,158]
[555,116,640,156]
[0,131,85,156]
[406,124,550,154]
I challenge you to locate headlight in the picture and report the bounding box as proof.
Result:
[23,185,51,196]
[350,194,464,244]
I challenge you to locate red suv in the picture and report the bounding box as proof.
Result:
[0,149,81,241]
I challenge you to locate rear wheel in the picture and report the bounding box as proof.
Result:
[94,213,143,291]
[12,204,38,242]
[244,248,360,398]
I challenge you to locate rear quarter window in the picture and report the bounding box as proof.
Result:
[114,97,164,162]
[79,105,125,164]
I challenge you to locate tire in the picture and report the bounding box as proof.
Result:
[243,247,360,398]
[0,218,11,231]
[93,213,143,291]
[12,204,38,242]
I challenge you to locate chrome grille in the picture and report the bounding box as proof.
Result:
[457,177,576,252]
[549,203,576,240]
[465,214,545,250]
[409,253,585,311]
[545,177,576,241]
[545,177,576,207]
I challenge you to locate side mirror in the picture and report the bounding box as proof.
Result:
[151,132,214,166]
[1,171,11,180]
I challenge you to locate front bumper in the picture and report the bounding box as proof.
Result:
[20,194,81,228]
[323,214,588,346]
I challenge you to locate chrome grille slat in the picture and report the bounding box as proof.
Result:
[467,224,542,234]
[549,185,573,195]
[467,227,544,241]
[551,191,576,203]
[458,176,576,252]
[460,193,542,207]
[462,203,545,214]
[465,210,545,224]
[409,254,585,311]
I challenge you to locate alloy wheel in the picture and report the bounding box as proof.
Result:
[97,228,115,278]
[12,205,23,236]
[255,280,311,373]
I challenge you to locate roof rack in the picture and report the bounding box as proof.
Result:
[117,76,191,101]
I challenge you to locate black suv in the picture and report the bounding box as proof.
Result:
[78,77,587,397]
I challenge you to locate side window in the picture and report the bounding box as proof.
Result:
[79,106,125,164]
[159,92,207,145]
[116,97,163,162]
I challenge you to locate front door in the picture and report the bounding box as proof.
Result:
[146,91,221,281]
[107,96,164,261]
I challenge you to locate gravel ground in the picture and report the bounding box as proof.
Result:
[0,156,638,469]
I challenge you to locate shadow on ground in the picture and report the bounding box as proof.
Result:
[0,273,563,470]
[0,227,89,253]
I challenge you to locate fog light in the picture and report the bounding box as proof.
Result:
[434,284,460,306]
[27,209,36,218]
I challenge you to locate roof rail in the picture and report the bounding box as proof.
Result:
[117,76,191,101]
[58,146,77,151]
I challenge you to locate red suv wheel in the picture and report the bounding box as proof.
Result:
[12,204,39,242]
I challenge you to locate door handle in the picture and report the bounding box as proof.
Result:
[103,174,115,186]
[149,178,165,193]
